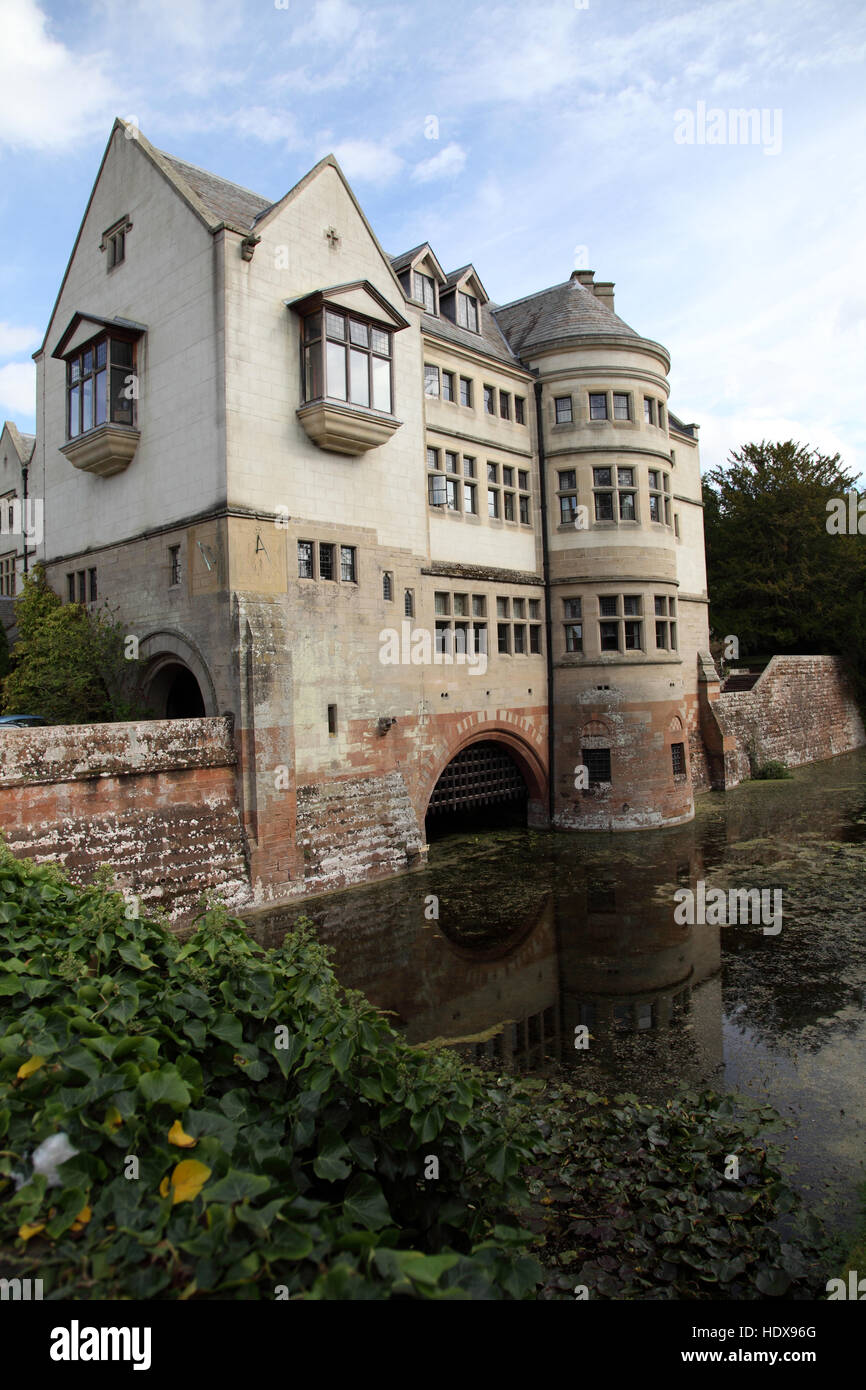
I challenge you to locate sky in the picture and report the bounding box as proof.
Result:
[0,0,864,479]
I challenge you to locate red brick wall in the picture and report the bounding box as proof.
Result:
[716,656,865,780]
[0,717,251,921]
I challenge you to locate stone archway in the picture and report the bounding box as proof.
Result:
[423,728,547,837]
[139,630,218,720]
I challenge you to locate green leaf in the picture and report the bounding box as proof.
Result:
[138,1066,191,1109]
[343,1174,391,1231]
[205,1170,271,1203]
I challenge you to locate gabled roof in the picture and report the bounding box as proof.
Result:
[390,243,447,284]
[1,421,36,464]
[155,151,273,232]
[51,312,148,360]
[286,281,409,331]
[440,264,489,304]
[494,273,642,354]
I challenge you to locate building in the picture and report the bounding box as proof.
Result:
[0,421,37,634]
[23,118,719,906]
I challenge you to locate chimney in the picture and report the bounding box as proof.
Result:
[572,269,595,287]
[593,281,615,313]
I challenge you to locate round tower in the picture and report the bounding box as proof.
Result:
[496,270,699,829]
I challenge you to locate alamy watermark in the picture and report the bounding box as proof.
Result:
[674,102,782,156]
[379,621,487,675]
[674,879,782,935]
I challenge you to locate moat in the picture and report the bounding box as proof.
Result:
[248,748,866,1237]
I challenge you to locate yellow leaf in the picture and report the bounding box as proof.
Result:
[19,1221,46,1240]
[159,1176,170,1198]
[168,1119,197,1148]
[169,1159,211,1205]
[105,1106,123,1130]
[70,1204,92,1233]
[17,1055,46,1079]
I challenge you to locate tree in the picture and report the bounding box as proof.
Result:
[702,440,864,659]
[1,564,147,725]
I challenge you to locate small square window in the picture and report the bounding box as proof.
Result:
[554,396,573,423]
[460,376,472,407]
[593,468,612,487]
[623,595,641,616]
[484,385,495,414]
[453,593,469,617]
[518,469,529,491]
[463,456,476,477]
[496,597,510,618]
[599,595,618,617]
[499,392,511,420]
[515,396,526,424]
[564,598,582,619]
[565,623,583,653]
[434,591,451,615]
[589,393,608,420]
[599,621,619,651]
[613,393,630,420]
[559,469,577,490]
[442,370,454,402]
[472,595,486,617]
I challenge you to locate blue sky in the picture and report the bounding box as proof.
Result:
[1,0,864,479]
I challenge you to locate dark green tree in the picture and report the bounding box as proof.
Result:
[702,440,864,659]
[1,563,148,724]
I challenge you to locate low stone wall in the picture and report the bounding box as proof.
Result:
[715,655,865,781]
[296,771,425,893]
[0,716,251,921]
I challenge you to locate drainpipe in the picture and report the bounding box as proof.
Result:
[20,460,29,575]
[533,379,555,825]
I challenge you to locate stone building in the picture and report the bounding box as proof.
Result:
[0,421,37,635]
[23,118,718,905]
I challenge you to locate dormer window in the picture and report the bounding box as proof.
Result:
[457,291,478,332]
[413,271,436,314]
[101,217,132,271]
[303,308,393,414]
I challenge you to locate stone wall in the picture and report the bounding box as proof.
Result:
[715,655,865,781]
[0,716,251,921]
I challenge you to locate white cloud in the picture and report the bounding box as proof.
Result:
[292,0,361,45]
[0,0,117,152]
[0,362,36,418]
[411,143,467,184]
[330,139,403,186]
[0,323,40,357]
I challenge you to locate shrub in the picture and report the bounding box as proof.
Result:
[0,848,542,1300]
[1,564,147,724]
[751,760,793,780]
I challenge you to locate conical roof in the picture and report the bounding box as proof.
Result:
[494,273,640,355]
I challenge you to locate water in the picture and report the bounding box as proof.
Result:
[248,749,866,1235]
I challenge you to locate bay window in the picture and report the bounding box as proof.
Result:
[303,308,393,414]
[66,334,135,440]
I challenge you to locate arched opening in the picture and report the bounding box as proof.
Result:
[425,739,530,840]
[144,660,206,719]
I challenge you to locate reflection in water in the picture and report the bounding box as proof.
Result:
[247,749,866,1232]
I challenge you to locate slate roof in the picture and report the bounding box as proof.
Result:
[421,302,523,369]
[156,151,273,231]
[668,411,697,438]
[389,244,428,275]
[2,421,36,464]
[494,274,640,354]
